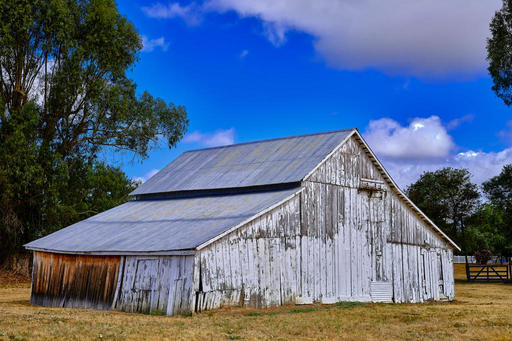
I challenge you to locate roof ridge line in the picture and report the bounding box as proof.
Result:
[182,128,357,153]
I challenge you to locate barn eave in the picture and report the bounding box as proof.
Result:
[24,247,196,256]
[195,187,305,250]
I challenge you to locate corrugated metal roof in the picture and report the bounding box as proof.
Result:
[24,188,300,254]
[131,129,355,195]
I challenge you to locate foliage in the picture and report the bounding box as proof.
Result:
[405,168,480,252]
[406,164,512,257]
[483,164,512,210]
[466,204,509,256]
[473,249,493,265]
[0,0,188,259]
[479,165,512,256]
[487,0,512,106]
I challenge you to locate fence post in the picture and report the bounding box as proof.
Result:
[465,255,470,281]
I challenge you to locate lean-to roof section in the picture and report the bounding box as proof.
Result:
[25,187,301,254]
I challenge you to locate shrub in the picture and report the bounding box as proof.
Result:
[474,249,493,264]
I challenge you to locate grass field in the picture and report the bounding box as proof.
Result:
[1,264,511,340]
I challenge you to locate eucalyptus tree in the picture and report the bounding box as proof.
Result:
[0,0,188,258]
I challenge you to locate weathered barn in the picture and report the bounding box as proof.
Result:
[25,129,459,315]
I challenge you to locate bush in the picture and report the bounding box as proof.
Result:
[474,249,493,264]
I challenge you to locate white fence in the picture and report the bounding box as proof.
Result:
[454,256,475,263]
[453,256,501,264]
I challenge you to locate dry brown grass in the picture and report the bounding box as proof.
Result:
[0,264,511,340]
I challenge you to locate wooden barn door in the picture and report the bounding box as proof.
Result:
[437,252,445,298]
[165,256,194,315]
[366,191,386,281]
[367,190,392,302]
[115,256,194,315]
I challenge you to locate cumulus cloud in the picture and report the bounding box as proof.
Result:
[206,0,500,77]
[363,116,512,189]
[382,149,512,190]
[364,116,455,160]
[133,168,160,183]
[184,128,235,147]
[141,2,202,26]
[141,35,169,52]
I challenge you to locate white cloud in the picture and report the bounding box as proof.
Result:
[132,168,160,183]
[384,149,512,190]
[497,120,512,145]
[240,49,249,58]
[184,128,235,147]
[363,116,512,189]
[446,114,475,130]
[141,35,169,52]
[141,2,202,25]
[207,0,500,78]
[364,116,455,160]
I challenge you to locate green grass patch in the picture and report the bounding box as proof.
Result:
[335,301,364,308]
[288,307,316,314]
[244,307,316,317]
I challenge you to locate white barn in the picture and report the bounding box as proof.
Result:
[25,129,458,315]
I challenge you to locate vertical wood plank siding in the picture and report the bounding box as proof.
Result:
[31,252,195,315]
[115,255,194,315]
[194,135,454,311]
[31,252,121,310]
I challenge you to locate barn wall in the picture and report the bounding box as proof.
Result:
[305,135,455,303]
[194,135,455,311]
[31,251,121,310]
[194,193,302,311]
[115,255,194,315]
[30,252,195,315]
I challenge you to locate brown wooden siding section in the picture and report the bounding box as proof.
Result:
[31,251,121,310]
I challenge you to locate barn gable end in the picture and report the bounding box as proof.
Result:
[301,133,455,302]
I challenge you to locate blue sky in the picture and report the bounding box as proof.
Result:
[113,0,509,188]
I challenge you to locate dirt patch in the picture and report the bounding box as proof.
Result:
[0,269,30,286]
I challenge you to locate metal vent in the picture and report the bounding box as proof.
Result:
[370,281,393,303]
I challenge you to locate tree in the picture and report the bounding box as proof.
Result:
[405,168,480,252]
[466,204,508,256]
[0,0,188,259]
[479,165,512,256]
[487,0,512,105]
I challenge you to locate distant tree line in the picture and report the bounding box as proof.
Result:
[406,166,512,257]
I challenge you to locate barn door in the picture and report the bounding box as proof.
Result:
[437,253,445,297]
[420,250,428,299]
[132,258,160,313]
[369,192,386,281]
[165,256,194,315]
[167,278,185,315]
[367,190,392,302]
